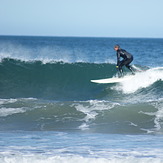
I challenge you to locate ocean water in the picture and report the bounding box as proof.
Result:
[0,36,163,163]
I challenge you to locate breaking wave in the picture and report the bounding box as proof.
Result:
[0,58,162,101]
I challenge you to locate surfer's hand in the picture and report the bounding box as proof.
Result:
[116,66,119,69]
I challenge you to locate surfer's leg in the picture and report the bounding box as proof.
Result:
[124,57,135,75]
[125,58,135,75]
[118,62,124,78]
[118,67,124,77]
[126,65,135,75]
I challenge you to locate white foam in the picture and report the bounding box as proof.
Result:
[114,67,163,94]
[72,100,119,130]
[0,154,162,163]
[152,100,163,132]
[0,98,37,105]
[139,99,163,133]
[0,99,18,105]
[0,99,36,117]
[0,107,26,117]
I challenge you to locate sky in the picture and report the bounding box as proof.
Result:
[0,0,163,38]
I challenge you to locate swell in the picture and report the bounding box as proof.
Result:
[0,98,163,134]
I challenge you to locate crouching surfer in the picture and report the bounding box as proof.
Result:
[114,45,135,77]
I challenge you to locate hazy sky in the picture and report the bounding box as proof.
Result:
[0,0,163,38]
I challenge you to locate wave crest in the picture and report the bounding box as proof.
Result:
[113,67,163,94]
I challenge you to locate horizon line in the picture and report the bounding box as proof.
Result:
[0,34,163,39]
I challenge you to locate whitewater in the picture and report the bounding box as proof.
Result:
[0,36,163,163]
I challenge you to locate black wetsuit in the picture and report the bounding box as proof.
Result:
[116,48,134,76]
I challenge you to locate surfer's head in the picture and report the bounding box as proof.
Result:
[114,45,120,51]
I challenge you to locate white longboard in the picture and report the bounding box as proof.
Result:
[90,75,134,84]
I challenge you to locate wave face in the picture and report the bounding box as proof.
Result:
[0,59,117,100]
[0,58,162,100]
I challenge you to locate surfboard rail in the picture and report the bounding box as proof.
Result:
[90,75,134,84]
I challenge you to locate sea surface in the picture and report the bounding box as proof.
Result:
[0,36,163,163]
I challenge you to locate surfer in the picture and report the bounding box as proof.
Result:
[114,45,135,77]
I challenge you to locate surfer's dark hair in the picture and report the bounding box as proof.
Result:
[114,45,120,48]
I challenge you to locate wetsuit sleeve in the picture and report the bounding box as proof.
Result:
[117,52,120,66]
